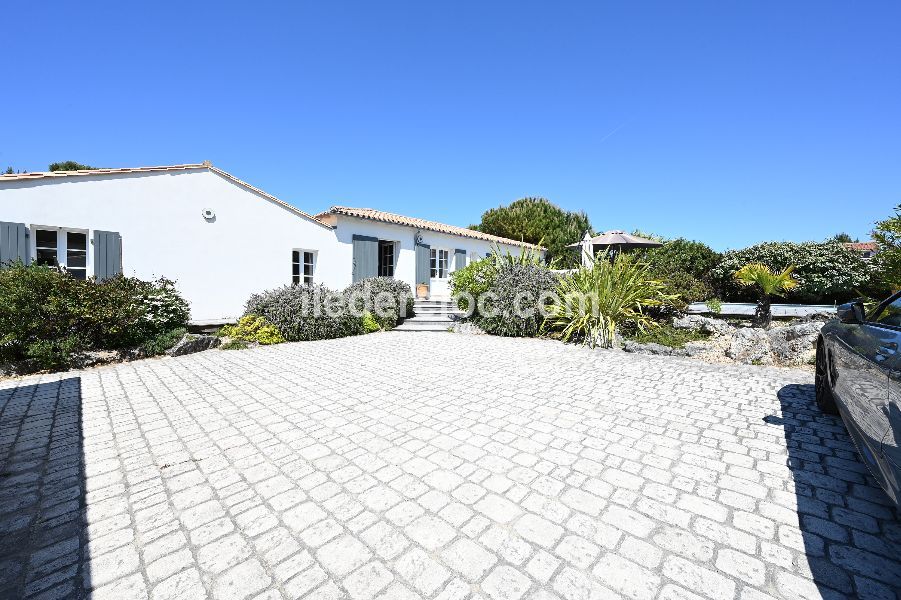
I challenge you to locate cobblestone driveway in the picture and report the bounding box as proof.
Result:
[1,333,899,600]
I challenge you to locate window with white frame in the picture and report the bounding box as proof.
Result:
[292,250,315,284]
[34,228,88,280]
[430,248,448,278]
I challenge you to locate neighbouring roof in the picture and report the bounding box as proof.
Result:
[843,241,879,252]
[317,206,542,249]
[0,162,328,228]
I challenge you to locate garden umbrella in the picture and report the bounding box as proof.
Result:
[568,231,663,266]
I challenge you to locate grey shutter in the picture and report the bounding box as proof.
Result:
[454,249,466,271]
[351,235,378,283]
[415,241,431,288]
[93,230,122,280]
[0,221,28,266]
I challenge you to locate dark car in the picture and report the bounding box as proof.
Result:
[816,293,901,508]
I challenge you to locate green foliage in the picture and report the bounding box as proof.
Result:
[733,263,798,296]
[624,323,710,348]
[362,311,381,333]
[219,315,285,345]
[48,161,95,171]
[475,263,559,337]
[642,238,721,280]
[638,238,720,309]
[872,205,901,291]
[450,258,497,314]
[140,328,187,356]
[710,242,871,303]
[0,262,190,371]
[221,339,249,350]
[828,232,856,243]
[343,277,412,330]
[472,197,591,267]
[244,284,364,342]
[543,253,673,349]
[705,298,723,314]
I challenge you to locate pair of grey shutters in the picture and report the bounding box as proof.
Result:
[351,235,378,283]
[0,221,122,280]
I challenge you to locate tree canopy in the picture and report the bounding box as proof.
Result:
[49,161,96,172]
[872,205,901,291]
[471,197,591,267]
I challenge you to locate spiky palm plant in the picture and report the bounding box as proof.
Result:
[543,252,674,349]
[733,263,797,327]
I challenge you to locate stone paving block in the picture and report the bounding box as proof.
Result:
[1,333,899,600]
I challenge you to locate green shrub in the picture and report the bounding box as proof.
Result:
[710,242,871,304]
[658,270,714,309]
[475,263,559,337]
[0,262,190,371]
[221,339,249,350]
[244,284,364,341]
[140,327,187,356]
[343,277,412,330]
[362,311,381,333]
[219,315,285,345]
[705,298,723,314]
[543,253,673,348]
[642,238,721,280]
[450,258,496,314]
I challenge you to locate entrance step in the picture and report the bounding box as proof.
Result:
[394,299,464,332]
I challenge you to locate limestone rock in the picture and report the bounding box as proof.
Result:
[766,321,823,365]
[672,315,735,336]
[726,327,773,365]
[166,334,220,357]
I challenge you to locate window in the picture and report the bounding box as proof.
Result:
[872,295,901,328]
[34,228,88,279]
[379,241,395,277]
[430,249,448,278]
[66,232,87,280]
[292,250,314,284]
[35,229,58,266]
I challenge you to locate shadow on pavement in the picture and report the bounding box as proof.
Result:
[0,377,90,598]
[774,384,900,598]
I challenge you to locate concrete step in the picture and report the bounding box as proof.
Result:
[394,321,453,332]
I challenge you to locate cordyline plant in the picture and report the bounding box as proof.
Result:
[543,252,674,349]
[733,263,797,328]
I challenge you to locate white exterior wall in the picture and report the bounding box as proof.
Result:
[329,215,531,297]
[0,169,344,322]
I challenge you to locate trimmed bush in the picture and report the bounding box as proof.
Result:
[710,242,872,304]
[642,238,721,280]
[344,277,412,330]
[0,262,190,370]
[244,284,365,341]
[219,315,285,345]
[362,311,381,333]
[450,258,496,315]
[475,263,559,337]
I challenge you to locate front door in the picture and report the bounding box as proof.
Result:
[429,248,450,298]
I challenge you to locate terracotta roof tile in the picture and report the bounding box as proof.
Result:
[317,206,542,249]
[843,241,879,252]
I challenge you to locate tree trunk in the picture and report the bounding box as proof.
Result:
[754,295,772,328]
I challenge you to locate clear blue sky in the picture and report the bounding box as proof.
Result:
[3,1,899,250]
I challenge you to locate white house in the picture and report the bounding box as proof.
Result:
[0,163,538,323]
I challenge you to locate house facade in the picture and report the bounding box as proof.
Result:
[0,163,537,323]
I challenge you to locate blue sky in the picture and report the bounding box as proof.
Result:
[2,1,899,250]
